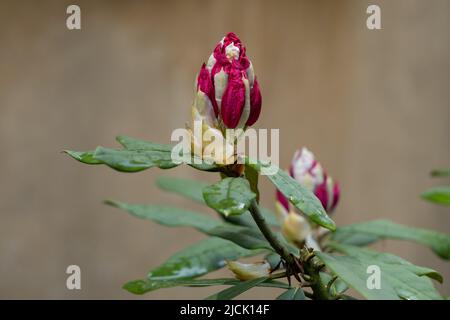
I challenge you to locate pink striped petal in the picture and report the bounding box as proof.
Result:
[314,179,329,212]
[220,70,246,128]
[276,190,290,211]
[197,63,218,116]
[246,78,262,126]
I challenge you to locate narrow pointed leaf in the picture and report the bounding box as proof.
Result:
[105,200,221,232]
[246,160,335,231]
[331,219,450,259]
[124,277,289,295]
[276,287,306,300]
[205,277,269,300]
[63,150,102,164]
[92,146,177,171]
[105,200,272,251]
[206,224,273,251]
[431,169,450,177]
[148,237,261,280]
[421,186,450,205]
[118,135,219,172]
[157,176,208,203]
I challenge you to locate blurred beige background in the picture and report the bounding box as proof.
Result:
[0,0,449,299]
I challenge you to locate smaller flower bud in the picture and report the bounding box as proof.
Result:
[227,260,271,281]
[281,212,311,245]
[279,147,340,214]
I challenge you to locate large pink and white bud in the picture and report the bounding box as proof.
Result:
[198,32,262,129]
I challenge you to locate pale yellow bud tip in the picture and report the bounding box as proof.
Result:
[226,260,271,281]
[281,212,311,244]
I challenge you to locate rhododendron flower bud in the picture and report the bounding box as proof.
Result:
[227,260,271,281]
[275,148,340,248]
[199,32,261,129]
[278,147,340,214]
[281,211,311,244]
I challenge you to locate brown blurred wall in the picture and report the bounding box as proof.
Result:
[0,0,449,299]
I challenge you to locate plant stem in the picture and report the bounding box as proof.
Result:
[301,250,333,300]
[249,199,332,300]
[248,199,294,265]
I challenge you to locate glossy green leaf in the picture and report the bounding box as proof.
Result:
[118,135,219,172]
[106,200,272,251]
[331,232,380,247]
[66,136,219,172]
[105,200,221,233]
[63,150,102,164]
[124,277,289,295]
[246,161,335,231]
[206,224,273,251]
[92,146,177,172]
[431,169,450,177]
[148,237,261,280]
[116,135,173,152]
[203,178,256,217]
[205,277,269,300]
[332,219,450,259]
[156,176,207,204]
[276,287,306,300]
[156,176,280,227]
[316,244,443,300]
[421,186,450,205]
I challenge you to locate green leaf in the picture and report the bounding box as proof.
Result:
[431,169,450,177]
[116,135,173,152]
[105,200,272,251]
[276,287,306,300]
[156,176,207,204]
[156,176,280,227]
[316,244,443,300]
[203,178,257,217]
[148,237,261,280]
[105,200,221,233]
[331,232,380,247]
[207,224,273,251]
[421,186,450,205]
[63,150,102,164]
[124,277,289,295]
[246,161,335,231]
[118,135,219,172]
[332,219,450,259]
[93,146,177,172]
[66,136,219,172]
[205,277,269,300]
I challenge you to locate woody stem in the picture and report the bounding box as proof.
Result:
[248,199,295,266]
